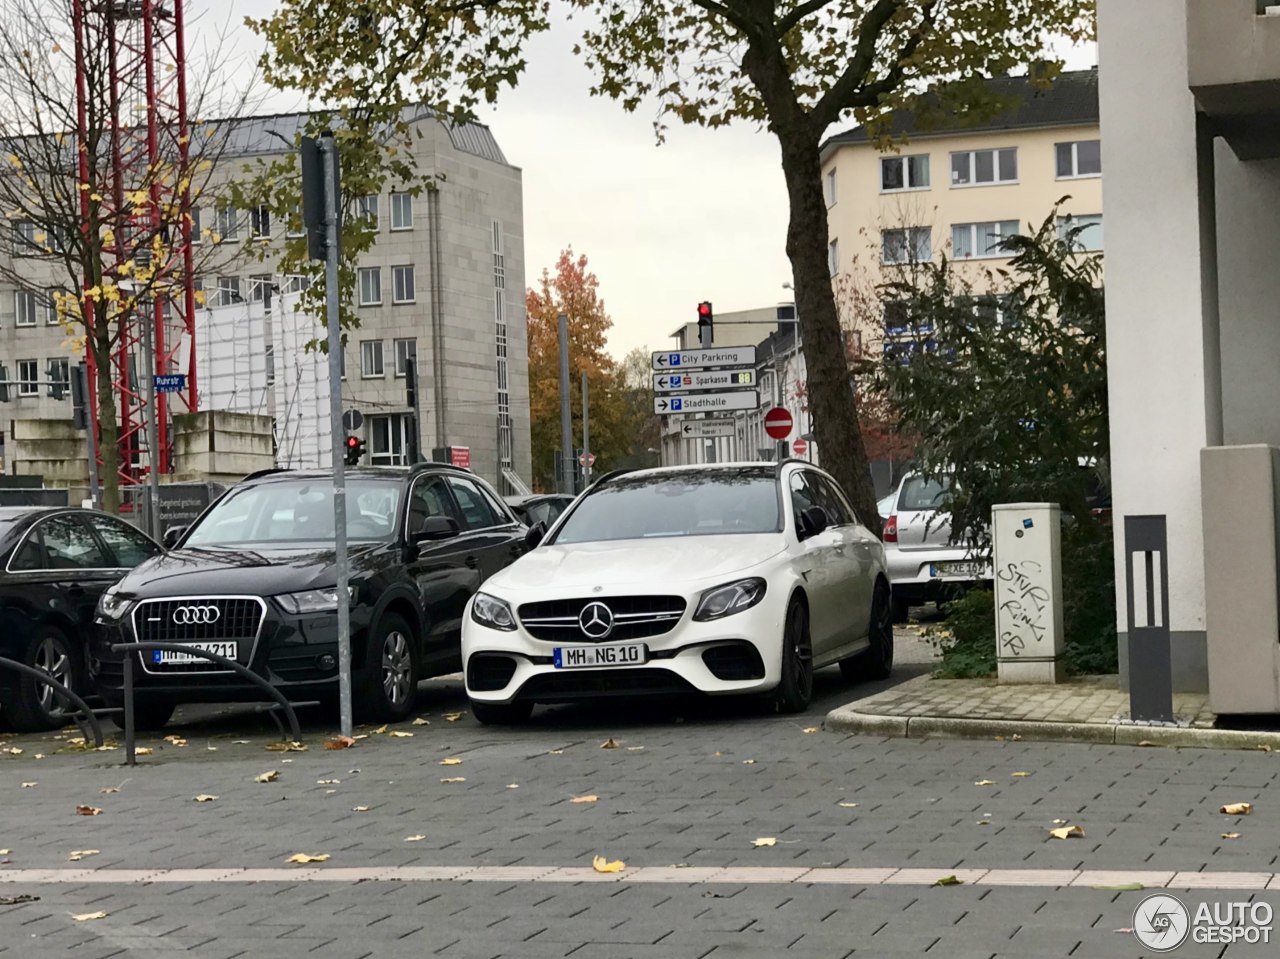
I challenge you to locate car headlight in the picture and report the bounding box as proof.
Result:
[96,587,134,622]
[275,586,355,615]
[693,577,767,621]
[471,592,517,631]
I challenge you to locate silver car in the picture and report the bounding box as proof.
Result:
[882,472,990,621]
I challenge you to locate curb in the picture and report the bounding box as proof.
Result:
[824,707,1280,751]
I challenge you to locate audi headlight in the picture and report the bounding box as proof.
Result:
[275,586,355,615]
[471,592,516,631]
[95,587,134,622]
[693,577,767,621]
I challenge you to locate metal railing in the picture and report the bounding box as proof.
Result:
[0,655,105,748]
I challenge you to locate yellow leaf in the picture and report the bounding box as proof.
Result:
[99,787,120,795]
[20,782,36,788]
[1011,772,1031,778]
[933,875,962,887]
[506,784,519,789]
[192,795,218,802]
[352,806,369,812]
[75,805,102,816]
[404,835,426,842]
[1220,802,1253,815]
[752,837,777,847]
[974,780,996,786]
[1257,744,1272,752]
[324,736,355,750]
[67,849,99,861]
[71,911,108,921]
[600,738,619,749]
[388,731,413,738]
[371,724,388,735]
[135,747,153,756]
[443,713,463,722]
[440,777,466,783]
[254,770,279,783]
[316,779,340,785]
[1048,825,1085,840]
[548,750,564,755]
[801,726,819,734]
[265,741,307,752]
[592,855,625,873]
[4,747,22,755]
[1222,832,1241,839]
[286,853,330,864]
[570,795,599,804]
[412,718,430,726]
[439,757,463,765]
[742,759,756,765]
[837,802,859,808]
[0,849,8,855]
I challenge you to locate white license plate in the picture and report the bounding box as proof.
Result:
[153,642,238,665]
[553,643,647,669]
[930,561,987,578]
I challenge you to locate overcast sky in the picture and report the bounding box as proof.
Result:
[212,2,1093,362]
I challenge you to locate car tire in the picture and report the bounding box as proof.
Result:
[3,627,84,732]
[842,578,894,682]
[356,613,418,724]
[891,596,911,624]
[772,598,813,714]
[469,700,534,725]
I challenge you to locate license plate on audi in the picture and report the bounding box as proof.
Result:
[553,643,647,669]
[153,642,237,665]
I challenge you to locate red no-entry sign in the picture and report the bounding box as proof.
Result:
[792,438,808,457]
[765,407,793,440]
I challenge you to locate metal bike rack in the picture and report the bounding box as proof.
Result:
[111,643,303,765]
[0,655,105,748]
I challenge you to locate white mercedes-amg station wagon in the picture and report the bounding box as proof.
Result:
[461,462,892,724]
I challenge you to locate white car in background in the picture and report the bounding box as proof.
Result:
[461,462,892,724]
[881,471,991,622]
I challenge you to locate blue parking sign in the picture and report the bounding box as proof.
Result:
[671,398,683,411]
[668,354,681,366]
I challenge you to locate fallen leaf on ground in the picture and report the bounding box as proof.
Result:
[134,748,153,756]
[977,820,991,826]
[71,911,107,921]
[1011,772,1031,778]
[440,777,466,784]
[1137,740,1157,747]
[0,894,37,905]
[412,718,430,726]
[742,759,756,765]
[254,770,280,783]
[439,757,463,765]
[206,746,217,752]
[1257,744,1272,752]
[592,855,625,873]
[192,795,218,803]
[163,735,187,747]
[1222,832,1241,839]
[324,736,356,750]
[837,802,859,808]
[232,740,250,745]
[506,784,519,789]
[33,754,44,759]
[444,713,463,722]
[548,750,564,755]
[0,849,9,855]
[1052,818,1068,825]
[570,795,599,804]
[75,805,102,816]
[1220,802,1253,815]
[285,853,329,864]
[404,835,426,842]
[752,837,777,847]
[20,782,36,788]
[317,779,340,785]
[974,780,996,786]
[1048,825,1085,840]
[388,731,413,738]
[801,726,819,734]
[933,875,962,887]
[67,849,99,862]
[371,724,388,734]
[352,806,369,812]
[1113,928,1135,934]
[4,747,22,755]
[626,746,644,752]
[600,738,619,749]
[265,741,307,752]
[1010,734,1022,741]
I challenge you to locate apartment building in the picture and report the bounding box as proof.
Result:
[0,107,531,492]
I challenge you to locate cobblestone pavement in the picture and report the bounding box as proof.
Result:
[2,632,1279,958]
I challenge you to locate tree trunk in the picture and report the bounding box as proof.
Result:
[778,135,881,532]
[91,322,120,514]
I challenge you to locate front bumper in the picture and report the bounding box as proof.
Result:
[462,591,788,705]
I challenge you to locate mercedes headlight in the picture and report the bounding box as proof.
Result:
[693,577,767,621]
[470,592,517,631]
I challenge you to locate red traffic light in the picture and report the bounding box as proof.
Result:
[698,301,712,317]
[346,435,360,449]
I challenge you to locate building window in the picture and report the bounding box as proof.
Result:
[492,220,505,289]
[951,220,1019,259]
[248,274,273,308]
[356,194,379,232]
[44,288,63,325]
[48,358,69,397]
[15,290,37,327]
[190,206,202,244]
[394,337,416,377]
[950,148,1017,187]
[1057,213,1104,251]
[827,239,840,276]
[360,339,384,378]
[881,227,931,264]
[369,414,409,466]
[390,192,413,230]
[250,204,271,239]
[1055,140,1102,179]
[285,203,305,238]
[881,154,930,192]
[215,206,239,242]
[14,220,37,256]
[392,265,415,304]
[216,276,241,305]
[284,274,309,294]
[358,267,381,306]
[824,168,837,207]
[493,219,512,485]
[17,359,38,396]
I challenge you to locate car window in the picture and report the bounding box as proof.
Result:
[526,502,555,527]
[446,477,503,530]
[9,532,44,571]
[899,475,949,512]
[38,515,109,570]
[87,515,161,567]
[475,482,514,525]
[809,474,856,526]
[789,472,819,523]
[407,476,459,532]
[185,478,402,546]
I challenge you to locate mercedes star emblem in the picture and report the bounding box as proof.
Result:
[578,601,614,640]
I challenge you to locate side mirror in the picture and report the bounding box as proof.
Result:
[161,525,187,549]
[412,515,461,543]
[524,521,546,550]
[798,506,830,539]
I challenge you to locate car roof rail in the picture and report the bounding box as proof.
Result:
[409,460,472,475]
[241,467,292,483]
[585,468,632,491]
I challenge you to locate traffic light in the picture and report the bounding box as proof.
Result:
[344,434,366,466]
[697,301,713,347]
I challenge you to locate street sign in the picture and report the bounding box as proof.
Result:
[654,390,759,416]
[680,419,736,439]
[154,374,186,394]
[793,437,808,456]
[342,409,364,432]
[765,407,793,439]
[578,452,596,467]
[653,369,755,392]
[651,346,757,371]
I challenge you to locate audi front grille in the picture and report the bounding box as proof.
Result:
[132,597,267,674]
[517,596,686,643]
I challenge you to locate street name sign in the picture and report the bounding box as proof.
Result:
[154,374,187,394]
[651,346,757,371]
[653,369,755,392]
[680,419,736,439]
[654,390,760,415]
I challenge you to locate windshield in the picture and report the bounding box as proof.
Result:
[898,475,950,512]
[184,479,402,547]
[551,469,779,544]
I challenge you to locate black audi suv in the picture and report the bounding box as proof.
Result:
[91,464,535,728]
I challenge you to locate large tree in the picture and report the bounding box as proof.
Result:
[249,0,1093,524]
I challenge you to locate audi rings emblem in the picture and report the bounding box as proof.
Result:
[172,605,220,625]
[578,601,614,640]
